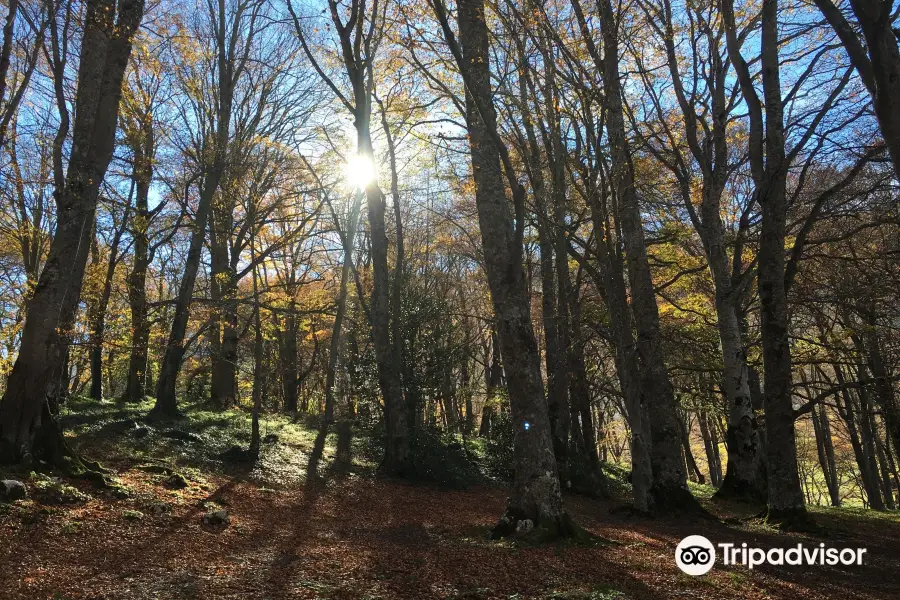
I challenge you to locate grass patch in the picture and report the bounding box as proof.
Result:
[59,396,331,488]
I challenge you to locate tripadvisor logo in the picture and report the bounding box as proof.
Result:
[675,535,867,576]
[676,535,716,575]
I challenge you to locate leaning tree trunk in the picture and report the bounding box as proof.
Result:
[152,178,216,417]
[0,0,145,464]
[323,192,363,424]
[598,0,694,512]
[437,0,570,537]
[698,409,723,487]
[836,380,884,509]
[858,320,900,461]
[810,400,840,507]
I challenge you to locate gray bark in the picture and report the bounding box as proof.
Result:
[433,0,569,535]
[596,0,694,510]
[0,0,145,462]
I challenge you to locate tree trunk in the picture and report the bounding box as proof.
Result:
[678,411,705,484]
[281,307,299,412]
[880,431,899,509]
[710,294,766,501]
[355,119,409,477]
[538,223,568,482]
[872,418,896,510]
[89,201,130,400]
[125,127,153,403]
[440,0,570,536]
[153,0,240,418]
[323,193,363,423]
[757,0,807,523]
[248,239,262,459]
[859,319,900,461]
[479,330,502,437]
[569,299,597,465]
[210,201,238,409]
[152,177,216,417]
[811,401,840,507]
[0,0,144,463]
[598,0,694,511]
[698,409,723,487]
[834,363,885,510]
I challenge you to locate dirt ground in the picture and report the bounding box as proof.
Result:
[3,463,900,600]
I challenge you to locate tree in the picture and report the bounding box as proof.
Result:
[0,0,145,464]
[288,0,411,475]
[813,0,900,180]
[430,0,576,537]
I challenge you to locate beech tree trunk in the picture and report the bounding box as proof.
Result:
[597,0,694,511]
[715,301,766,500]
[153,177,218,416]
[479,330,503,437]
[810,399,840,507]
[722,0,807,523]
[323,193,363,423]
[153,1,240,417]
[569,295,599,466]
[698,409,723,487]
[435,0,569,535]
[210,201,238,409]
[89,202,130,400]
[356,124,409,475]
[280,306,299,413]
[0,0,145,463]
[125,126,154,402]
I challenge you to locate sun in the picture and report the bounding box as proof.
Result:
[345,153,377,190]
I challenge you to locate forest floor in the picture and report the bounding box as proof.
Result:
[2,398,899,600]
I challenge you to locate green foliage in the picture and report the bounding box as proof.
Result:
[483,411,515,481]
[406,426,486,488]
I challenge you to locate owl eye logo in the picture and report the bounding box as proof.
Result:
[679,546,712,565]
[675,535,716,575]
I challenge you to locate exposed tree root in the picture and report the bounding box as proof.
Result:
[490,507,611,545]
[28,406,114,488]
[608,504,653,519]
[146,405,183,422]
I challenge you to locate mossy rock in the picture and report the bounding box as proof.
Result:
[123,509,145,521]
[104,478,134,499]
[201,509,229,527]
[0,479,27,502]
[145,501,171,516]
[164,473,189,489]
[135,463,175,476]
[30,473,90,505]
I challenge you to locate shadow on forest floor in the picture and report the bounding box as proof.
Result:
[2,397,899,600]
